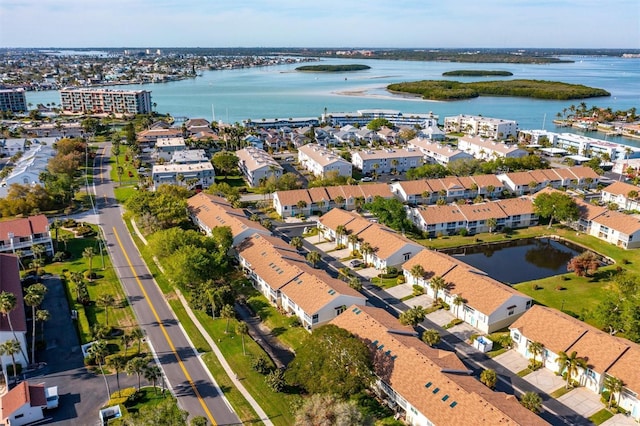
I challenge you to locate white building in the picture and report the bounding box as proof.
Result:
[151,162,214,190]
[297,144,352,178]
[236,147,283,187]
[60,87,152,115]
[601,181,640,211]
[0,138,26,157]
[457,136,527,160]
[170,149,209,164]
[0,88,27,112]
[444,114,518,139]
[351,148,423,174]
[407,137,473,166]
[0,141,57,198]
[323,109,439,129]
[155,137,187,161]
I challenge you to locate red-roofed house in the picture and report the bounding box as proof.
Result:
[0,215,53,257]
[0,381,48,426]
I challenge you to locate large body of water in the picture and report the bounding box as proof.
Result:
[444,237,583,284]
[27,55,640,144]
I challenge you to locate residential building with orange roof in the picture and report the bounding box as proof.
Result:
[0,214,53,257]
[187,192,270,246]
[236,234,365,330]
[136,127,183,145]
[407,137,473,166]
[297,144,352,178]
[391,174,503,204]
[331,305,548,426]
[402,250,533,333]
[410,196,537,237]
[272,183,393,217]
[601,180,640,211]
[498,166,599,195]
[510,305,640,421]
[318,208,422,269]
[0,254,28,374]
[588,210,640,249]
[0,381,48,426]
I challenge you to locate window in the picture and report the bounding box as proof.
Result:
[526,300,533,309]
[512,332,520,341]
[312,314,319,324]
[403,252,411,261]
[508,307,515,316]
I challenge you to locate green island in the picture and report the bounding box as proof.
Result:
[442,70,513,77]
[295,64,371,72]
[387,79,610,101]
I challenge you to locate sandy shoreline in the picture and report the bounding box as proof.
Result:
[333,88,442,103]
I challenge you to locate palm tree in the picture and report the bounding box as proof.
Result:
[335,224,347,246]
[130,328,144,355]
[107,354,128,397]
[35,309,50,345]
[96,294,115,327]
[487,217,498,233]
[603,375,624,408]
[520,391,542,413]
[399,306,427,327]
[0,291,28,364]
[410,264,425,286]
[290,236,303,251]
[83,247,95,280]
[88,340,111,397]
[31,243,46,261]
[306,251,321,268]
[121,333,133,357]
[348,276,362,291]
[347,234,360,251]
[126,356,148,391]
[0,339,22,380]
[452,295,466,317]
[557,350,587,389]
[359,242,374,266]
[334,195,345,208]
[220,304,235,334]
[236,322,249,356]
[60,234,71,252]
[14,250,25,271]
[527,341,545,367]
[422,329,440,347]
[24,283,47,364]
[430,276,447,302]
[143,364,162,394]
[390,159,399,174]
[480,368,497,389]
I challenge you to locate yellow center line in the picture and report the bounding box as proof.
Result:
[113,226,217,424]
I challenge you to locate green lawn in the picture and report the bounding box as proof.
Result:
[589,408,614,425]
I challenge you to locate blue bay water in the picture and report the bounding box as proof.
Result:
[27,56,640,144]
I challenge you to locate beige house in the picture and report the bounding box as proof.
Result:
[297,144,352,178]
[601,181,640,211]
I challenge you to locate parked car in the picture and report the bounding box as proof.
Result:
[349,259,363,268]
[361,177,373,182]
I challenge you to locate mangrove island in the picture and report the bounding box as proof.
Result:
[295,64,371,72]
[442,70,513,77]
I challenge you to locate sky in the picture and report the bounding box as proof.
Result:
[1,0,639,49]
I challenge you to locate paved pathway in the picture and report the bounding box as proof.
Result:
[557,387,605,419]
[524,368,566,394]
[601,414,638,426]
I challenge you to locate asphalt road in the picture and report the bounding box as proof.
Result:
[92,144,240,425]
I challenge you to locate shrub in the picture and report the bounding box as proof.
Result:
[290,317,301,328]
[106,387,137,407]
[412,285,424,296]
[396,275,406,284]
[528,360,543,371]
[75,225,95,237]
[458,228,469,237]
[251,356,272,374]
[52,251,68,262]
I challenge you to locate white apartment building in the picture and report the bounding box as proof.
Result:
[297,144,352,178]
[0,88,27,112]
[151,162,215,190]
[457,136,528,160]
[407,137,473,166]
[351,148,424,174]
[444,114,518,139]
[170,149,208,164]
[236,147,283,187]
[323,109,439,128]
[155,137,186,161]
[60,88,152,115]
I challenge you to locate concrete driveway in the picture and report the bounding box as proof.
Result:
[494,350,530,374]
[523,368,565,394]
[426,308,456,327]
[382,283,413,300]
[601,414,638,426]
[404,294,434,309]
[557,387,605,418]
[358,267,379,280]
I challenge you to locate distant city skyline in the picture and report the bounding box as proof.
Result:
[1,0,639,49]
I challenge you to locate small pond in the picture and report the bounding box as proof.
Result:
[441,237,584,285]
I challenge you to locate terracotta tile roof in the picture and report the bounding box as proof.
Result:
[394,180,435,197]
[553,167,578,181]
[592,211,640,235]
[492,197,536,217]
[529,169,552,183]
[275,184,393,207]
[356,225,420,260]
[339,185,368,200]
[274,189,313,207]
[0,254,26,333]
[504,171,537,186]
[360,183,394,199]
[438,176,465,191]
[319,208,372,235]
[470,174,503,189]
[567,166,600,180]
[282,263,363,314]
[417,205,466,225]
[567,329,630,373]
[331,306,548,426]
[574,197,608,221]
[187,192,268,241]
[403,250,527,315]
[606,347,640,395]
[457,202,509,222]
[510,305,589,354]
[0,214,49,240]
[1,381,46,419]
[602,181,640,197]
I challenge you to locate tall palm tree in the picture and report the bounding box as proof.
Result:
[359,242,374,266]
[0,339,22,380]
[31,244,46,261]
[236,322,249,356]
[430,276,447,302]
[83,247,96,280]
[14,250,25,271]
[107,354,128,397]
[24,283,47,365]
[0,291,28,365]
[221,304,235,334]
[335,225,347,246]
[557,350,587,389]
[143,364,162,394]
[130,328,144,355]
[528,341,545,367]
[452,295,466,317]
[347,234,360,251]
[87,340,111,397]
[35,309,50,344]
[126,356,148,391]
[121,333,133,357]
[603,375,624,408]
[96,294,115,327]
[289,236,303,251]
[306,251,321,268]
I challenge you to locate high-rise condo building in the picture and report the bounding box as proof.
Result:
[60,88,152,115]
[0,88,27,112]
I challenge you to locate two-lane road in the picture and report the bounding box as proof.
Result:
[93,144,240,425]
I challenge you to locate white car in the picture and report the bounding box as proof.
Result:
[361,177,373,182]
[349,259,363,268]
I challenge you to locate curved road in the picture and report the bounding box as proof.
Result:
[92,144,240,425]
